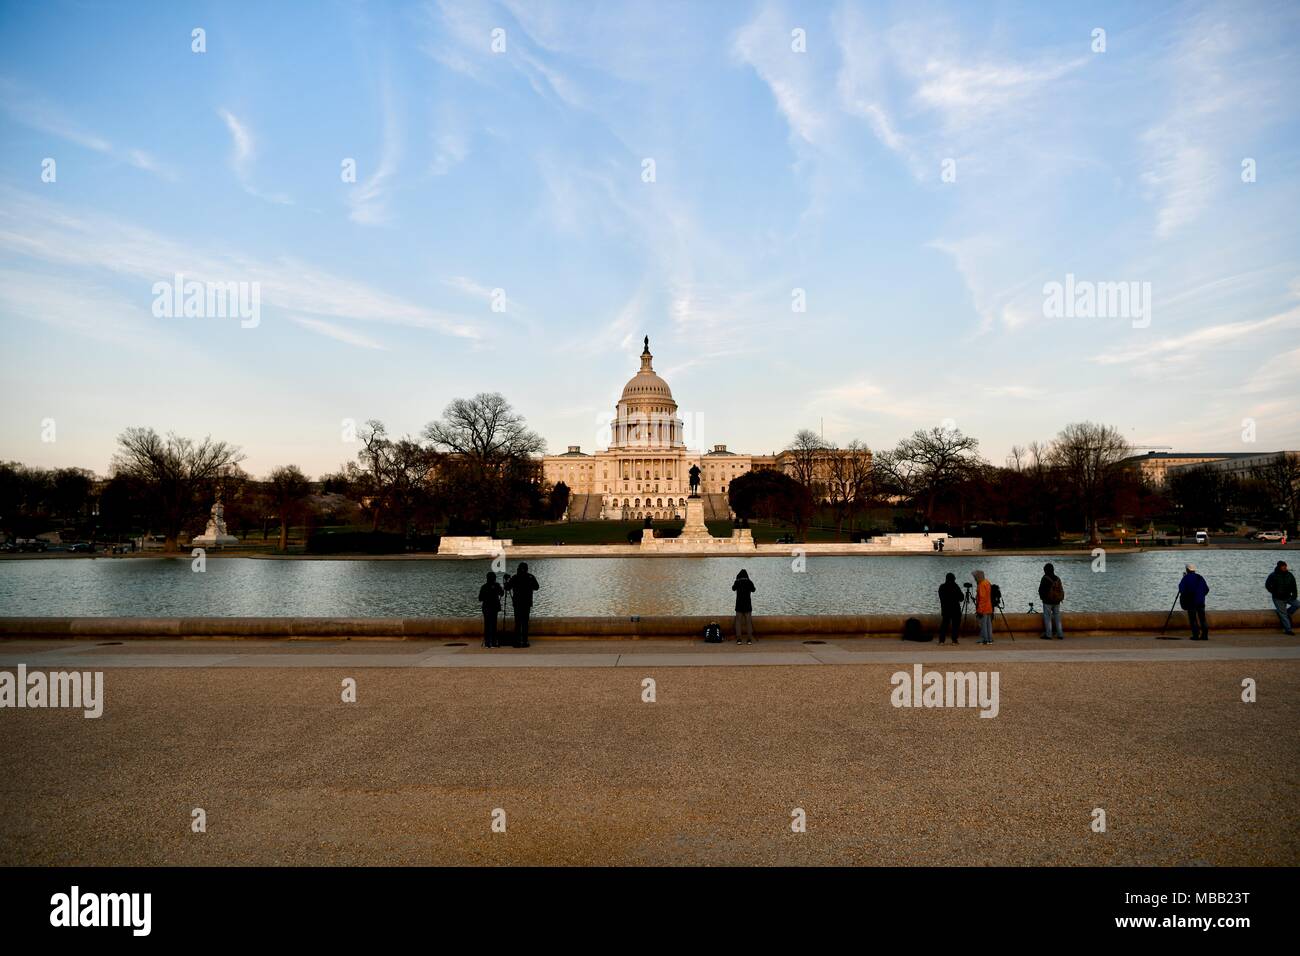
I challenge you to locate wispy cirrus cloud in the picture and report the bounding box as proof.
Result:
[1093,305,1300,367]
[833,5,911,160]
[290,315,387,350]
[421,0,587,110]
[217,108,291,205]
[0,268,172,352]
[0,190,482,340]
[1244,346,1300,394]
[1,77,174,178]
[430,130,468,175]
[347,76,402,225]
[442,275,511,310]
[1139,7,1295,239]
[561,278,647,359]
[909,55,1088,133]
[804,374,960,446]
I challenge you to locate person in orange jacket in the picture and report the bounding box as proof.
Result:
[972,569,994,644]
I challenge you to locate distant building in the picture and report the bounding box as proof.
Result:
[1165,450,1299,483]
[1120,451,1260,487]
[540,337,869,520]
[540,338,768,520]
[774,445,873,502]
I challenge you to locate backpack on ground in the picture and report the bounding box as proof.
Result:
[902,617,930,642]
[703,622,723,643]
[1047,577,1064,604]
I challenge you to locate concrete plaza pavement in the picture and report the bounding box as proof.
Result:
[1,632,1297,669]
[1,634,1296,866]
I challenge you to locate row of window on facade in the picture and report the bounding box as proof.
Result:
[609,497,688,509]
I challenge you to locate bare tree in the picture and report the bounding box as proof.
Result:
[384,438,443,538]
[826,448,853,532]
[877,426,981,522]
[112,428,244,551]
[1249,452,1300,533]
[786,428,825,489]
[356,419,391,531]
[339,422,444,537]
[423,393,545,535]
[845,439,875,516]
[266,465,313,551]
[1025,440,1059,540]
[1047,422,1130,546]
[825,440,873,533]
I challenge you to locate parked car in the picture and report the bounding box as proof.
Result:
[68,542,96,553]
[1257,530,1285,542]
[1194,530,1209,545]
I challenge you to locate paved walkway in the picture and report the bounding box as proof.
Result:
[4,645,1296,866]
[2,635,1296,669]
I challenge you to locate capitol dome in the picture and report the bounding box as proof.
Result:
[611,336,685,449]
[620,337,675,402]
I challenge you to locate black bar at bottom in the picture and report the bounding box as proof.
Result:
[0,866,1282,942]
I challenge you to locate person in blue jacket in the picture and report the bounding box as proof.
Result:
[1178,563,1210,640]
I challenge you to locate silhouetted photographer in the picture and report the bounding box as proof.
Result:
[477,571,504,648]
[938,572,962,644]
[504,563,540,648]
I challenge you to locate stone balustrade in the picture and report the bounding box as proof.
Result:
[0,610,1284,639]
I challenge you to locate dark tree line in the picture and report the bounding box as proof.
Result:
[0,463,97,538]
[744,420,1298,544]
[321,392,557,539]
[728,470,814,538]
[8,407,1295,551]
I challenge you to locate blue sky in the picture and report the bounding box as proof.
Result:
[1,0,1297,477]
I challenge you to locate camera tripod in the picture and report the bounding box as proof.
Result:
[960,582,1016,641]
[1157,590,1183,639]
[994,595,1015,640]
[498,572,513,643]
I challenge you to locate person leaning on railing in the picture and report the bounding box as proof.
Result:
[1265,560,1298,636]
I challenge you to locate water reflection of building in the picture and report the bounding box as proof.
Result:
[541,337,776,521]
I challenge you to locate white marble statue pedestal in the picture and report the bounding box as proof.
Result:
[639,495,756,552]
[191,533,240,548]
[678,496,712,540]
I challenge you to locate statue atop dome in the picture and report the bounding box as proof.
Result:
[635,334,658,376]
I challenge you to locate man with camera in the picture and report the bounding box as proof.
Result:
[937,572,962,644]
[504,563,541,648]
[1178,563,1210,641]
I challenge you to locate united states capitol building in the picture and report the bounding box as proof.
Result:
[541,337,777,521]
